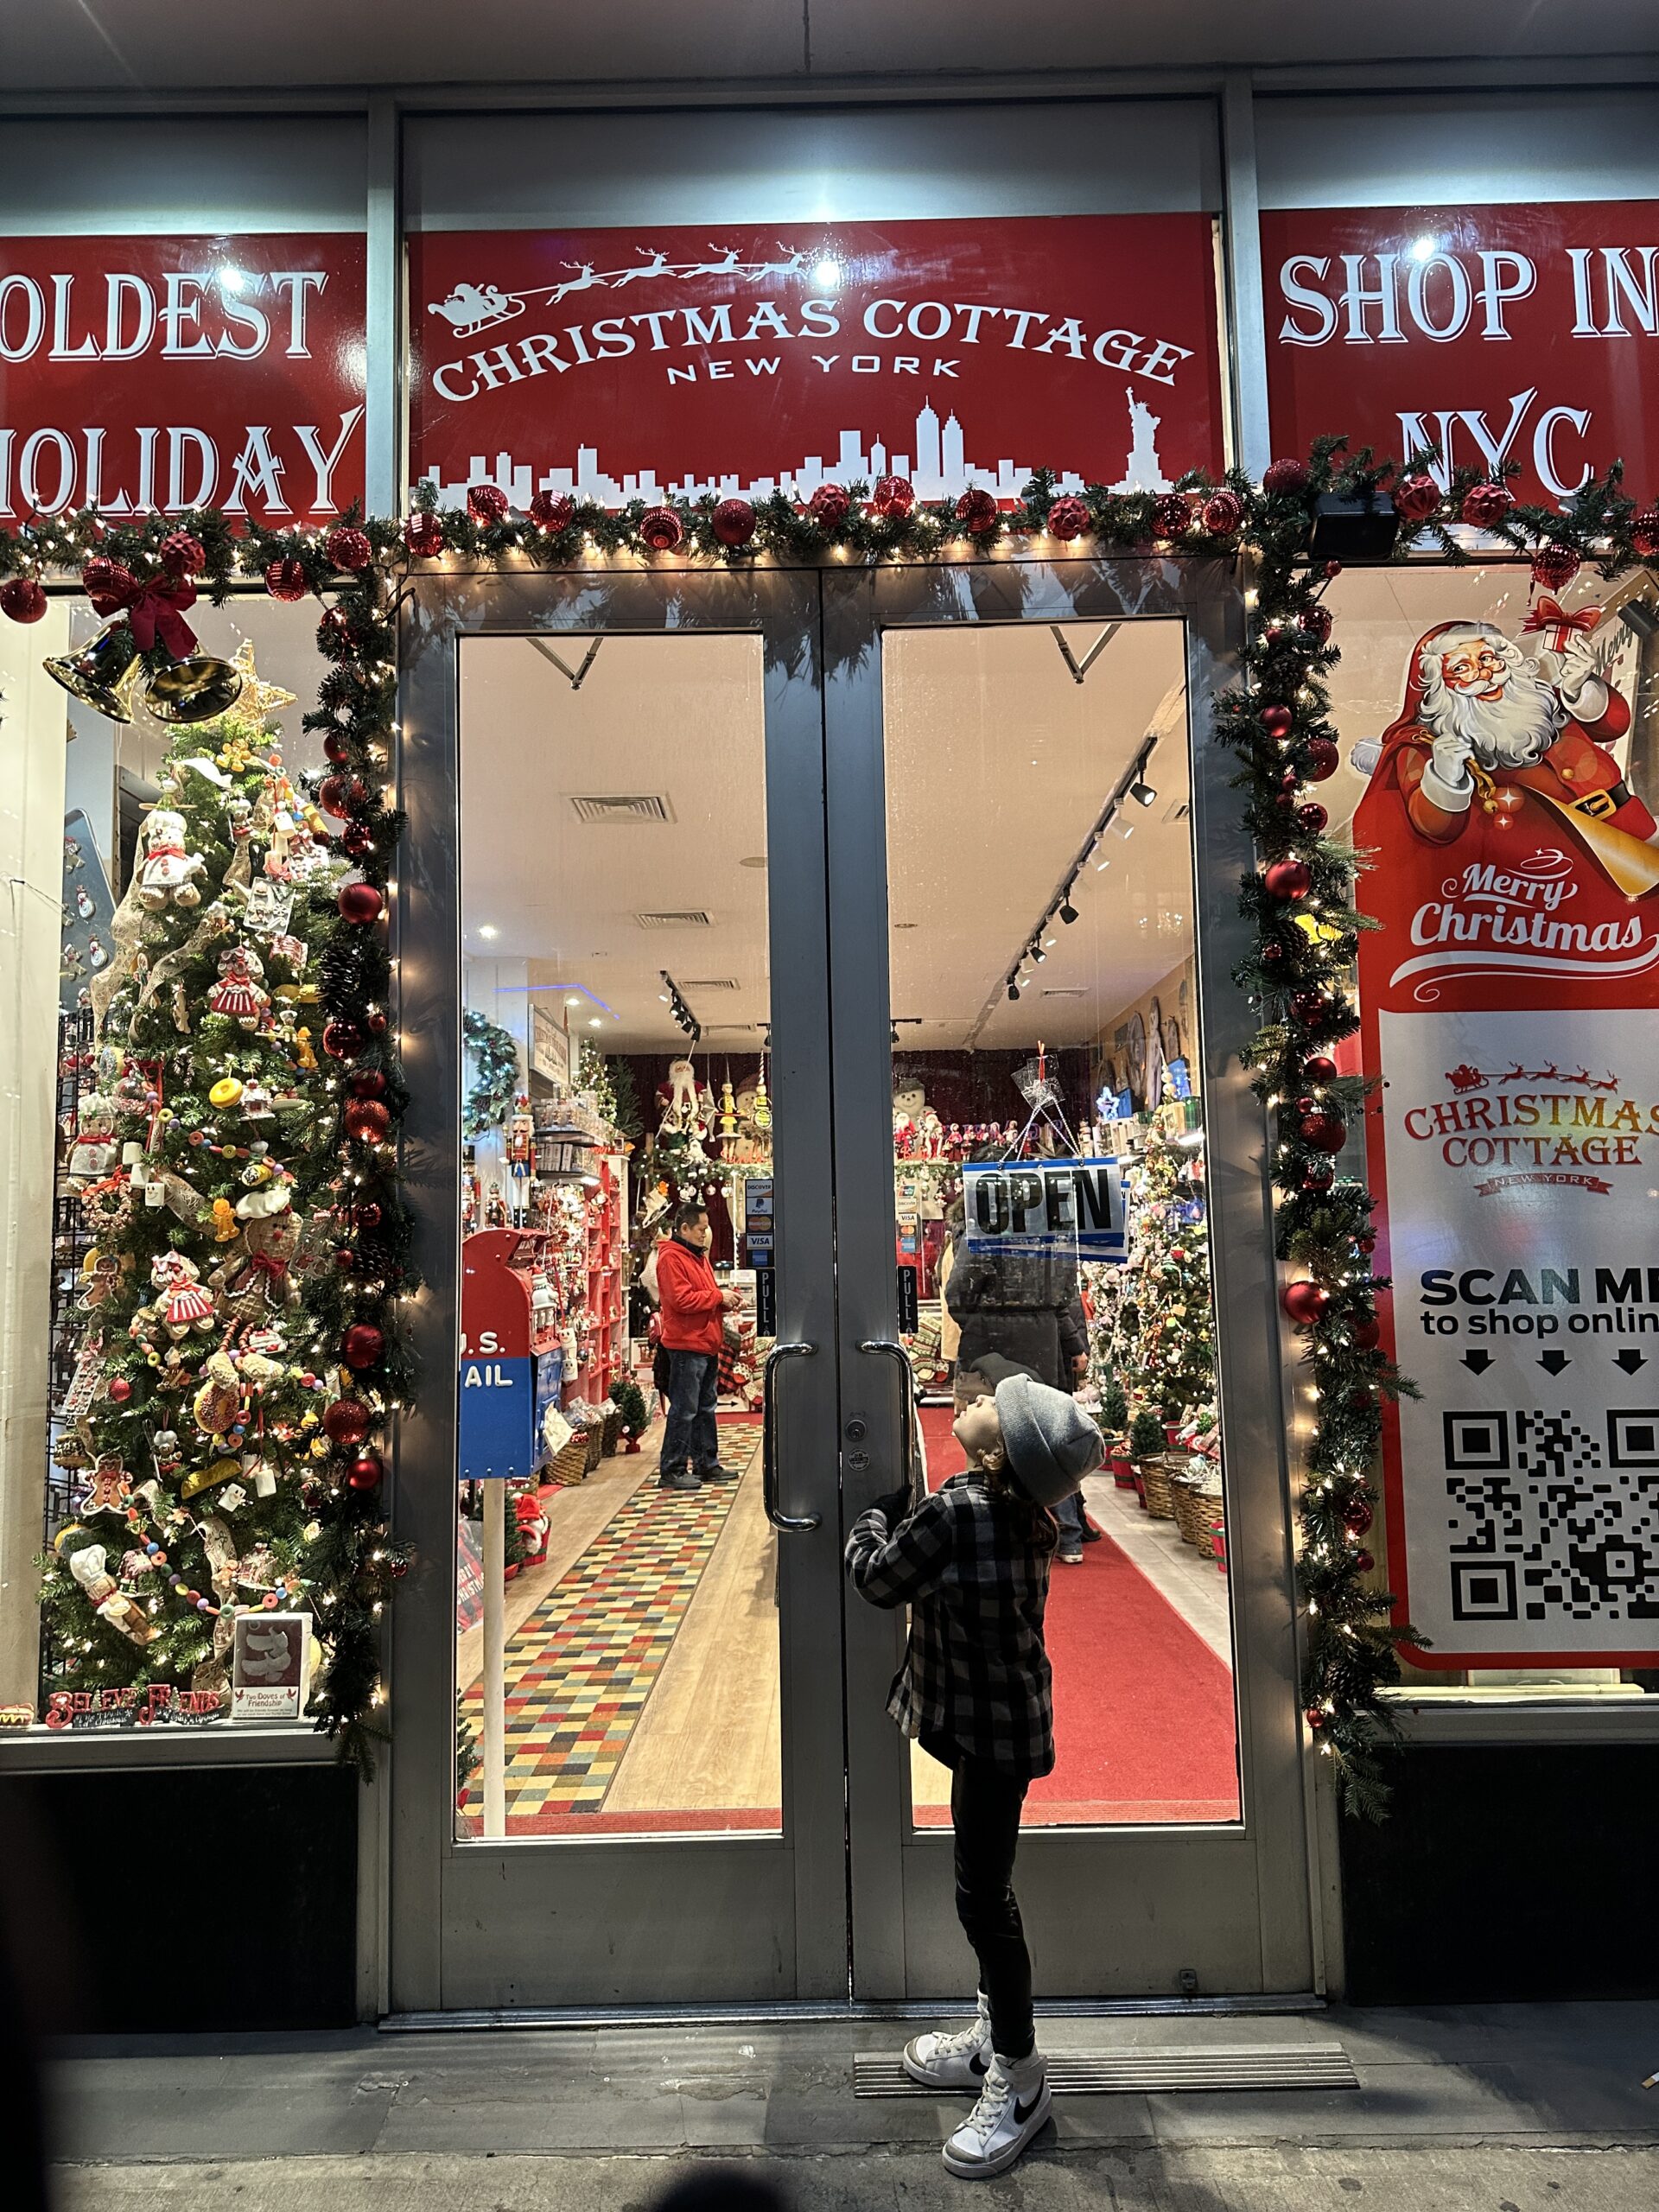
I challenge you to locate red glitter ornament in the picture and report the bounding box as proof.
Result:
[318,772,367,817]
[1354,1550,1376,1574]
[1303,737,1340,782]
[404,511,445,559]
[1260,941,1286,967]
[338,880,385,925]
[1300,1162,1335,1194]
[345,1097,391,1142]
[1630,505,1659,561]
[1459,480,1513,531]
[265,556,308,602]
[342,1323,385,1370]
[1260,704,1294,742]
[1531,542,1580,595]
[1046,494,1090,541]
[1289,989,1331,1026]
[1200,488,1244,537]
[322,526,370,573]
[1342,1497,1374,1537]
[872,474,916,519]
[1392,472,1440,524]
[1281,1279,1331,1325]
[80,556,133,603]
[322,1019,365,1060]
[529,490,575,532]
[0,577,48,623]
[322,1398,372,1448]
[1300,1109,1347,1154]
[347,1452,385,1492]
[353,1201,383,1230]
[1152,492,1192,539]
[807,482,852,531]
[160,529,207,575]
[712,497,756,547]
[639,505,684,552]
[348,1069,387,1098]
[1296,802,1329,836]
[1264,858,1312,900]
[955,486,999,535]
[1351,1315,1382,1351]
[341,823,373,859]
[1262,457,1310,498]
[467,483,509,525]
[1298,602,1333,645]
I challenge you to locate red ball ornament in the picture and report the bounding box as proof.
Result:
[1630,505,1659,561]
[1392,472,1441,524]
[1300,1109,1347,1154]
[322,1019,365,1060]
[1264,858,1313,900]
[1351,1315,1382,1351]
[265,556,308,602]
[1303,737,1340,782]
[348,1069,387,1098]
[366,1009,388,1035]
[529,490,575,532]
[1303,1055,1338,1084]
[1459,480,1513,531]
[1289,989,1331,1026]
[323,731,350,765]
[807,482,852,531]
[1342,1497,1374,1537]
[326,524,373,572]
[872,474,916,519]
[1305,1706,1325,1732]
[1531,542,1580,594]
[1296,801,1329,836]
[1262,457,1310,498]
[404,511,445,559]
[1281,1279,1331,1325]
[1298,602,1333,645]
[338,880,385,925]
[1300,1162,1335,1194]
[1046,493,1090,541]
[467,484,510,525]
[342,1323,385,1370]
[639,505,684,552]
[81,556,136,607]
[1357,1230,1376,1254]
[1260,941,1287,967]
[1152,492,1192,539]
[0,577,48,624]
[334,1247,356,1273]
[1354,1550,1376,1574]
[318,772,367,817]
[1260,704,1294,742]
[345,1097,391,1142]
[955,486,1000,535]
[347,1452,385,1492]
[353,1200,384,1230]
[322,1398,372,1448]
[160,529,207,576]
[712,497,756,548]
[108,1376,133,1404]
[1201,488,1245,537]
[341,822,374,858]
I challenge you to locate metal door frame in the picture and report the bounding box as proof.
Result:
[823,555,1315,2000]
[388,562,848,2010]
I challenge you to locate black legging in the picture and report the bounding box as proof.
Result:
[946,1749,1034,2063]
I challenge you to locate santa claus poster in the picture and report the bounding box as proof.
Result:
[1354,590,1659,1666]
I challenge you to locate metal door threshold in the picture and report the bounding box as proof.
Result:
[382,1993,1324,2032]
[856,2043,1357,2096]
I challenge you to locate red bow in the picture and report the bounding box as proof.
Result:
[1522,595,1597,643]
[88,571,200,658]
[245,1250,289,1285]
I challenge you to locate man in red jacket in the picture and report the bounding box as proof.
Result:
[655,1202,740,1491]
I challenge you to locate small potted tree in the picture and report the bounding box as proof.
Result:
[1128,1407,1174,1518]
[1098,1376,1135,1487]
[610,1373,649,1455]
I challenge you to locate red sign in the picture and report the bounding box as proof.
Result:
[1262,202,1659,506]
[0,235,365,523]
[408,218,1224,506]
[1353,597,1659,1667]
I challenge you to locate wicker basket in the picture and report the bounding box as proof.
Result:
[1171,1476,1206,1546]
[582,1421,606,1473]
[546,1431,590,1487]
[1139,1456,1176,1518]
[601,1406,623,1457]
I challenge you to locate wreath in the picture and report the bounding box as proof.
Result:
[462,1009,520,1141]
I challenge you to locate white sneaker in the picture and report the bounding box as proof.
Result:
[942,2050,1050,2178]
[902,1991,991,2089]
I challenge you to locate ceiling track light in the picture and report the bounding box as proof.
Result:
[1059,893,1078,924]
[1129,775,1157,808]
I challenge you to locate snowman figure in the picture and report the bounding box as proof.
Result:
[75,884,95,920]
[86,933,109,971]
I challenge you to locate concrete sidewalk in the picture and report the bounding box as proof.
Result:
[45,2001,1659,2209]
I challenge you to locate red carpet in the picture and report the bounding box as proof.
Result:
[913,1408,1240,1827]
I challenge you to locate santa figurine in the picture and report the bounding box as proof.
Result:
[1375,611,1650,848]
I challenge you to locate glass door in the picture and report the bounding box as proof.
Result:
[390,566,848,2011]
[825,558,1318,2000]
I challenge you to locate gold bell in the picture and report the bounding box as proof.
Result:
[144,655,245,726]
[44,622,144,723]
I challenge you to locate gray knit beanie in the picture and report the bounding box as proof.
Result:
[994,1373,1105,1506]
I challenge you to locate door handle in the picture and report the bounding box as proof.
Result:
[858,1338,919,1499]
[762,1339,820,1532]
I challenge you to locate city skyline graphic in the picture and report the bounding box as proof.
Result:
[418,390,1175,509]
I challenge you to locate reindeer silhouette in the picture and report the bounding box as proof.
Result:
[607,247,676,289]
[550,261,606,304]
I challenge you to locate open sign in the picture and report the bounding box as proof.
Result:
[962,1157,1127,1261]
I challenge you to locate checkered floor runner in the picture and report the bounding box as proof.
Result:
[460,1422,761,1823]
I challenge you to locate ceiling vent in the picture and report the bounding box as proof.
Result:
[636,910,712,929]
[680,976,739,990]
[569,793,675,824]
[1162,798,1191,824]
[1041,986,1087,997]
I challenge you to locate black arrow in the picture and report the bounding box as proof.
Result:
[1615,1349,1647,1375]
[1461,1350,1494,1375]
[1538,1349,1571,1375]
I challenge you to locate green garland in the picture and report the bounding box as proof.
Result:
[462,1008,519,1140]
[9,453,1659,1808]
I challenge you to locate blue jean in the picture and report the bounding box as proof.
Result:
[1052,1489,1086,1547]
[662,1349,720,1472]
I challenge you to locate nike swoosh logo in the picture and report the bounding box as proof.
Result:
[1014,2090,1045,2123]
[969,2051,987,2075]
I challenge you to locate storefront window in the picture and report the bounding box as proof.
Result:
[883,620,1242,1825]
[1326,563,1659,1703]
[454,632,783,1838]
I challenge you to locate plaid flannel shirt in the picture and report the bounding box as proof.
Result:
[844,1471,1055,1778]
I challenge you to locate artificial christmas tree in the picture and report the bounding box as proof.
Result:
[1105,1114,1215,1429]
[39,648,407,1742]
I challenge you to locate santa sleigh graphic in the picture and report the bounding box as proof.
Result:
[427,282,527,338]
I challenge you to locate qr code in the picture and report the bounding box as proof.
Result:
[1441,1408,1659,1625]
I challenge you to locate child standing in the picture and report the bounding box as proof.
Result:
[844,1363,1103,2179]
